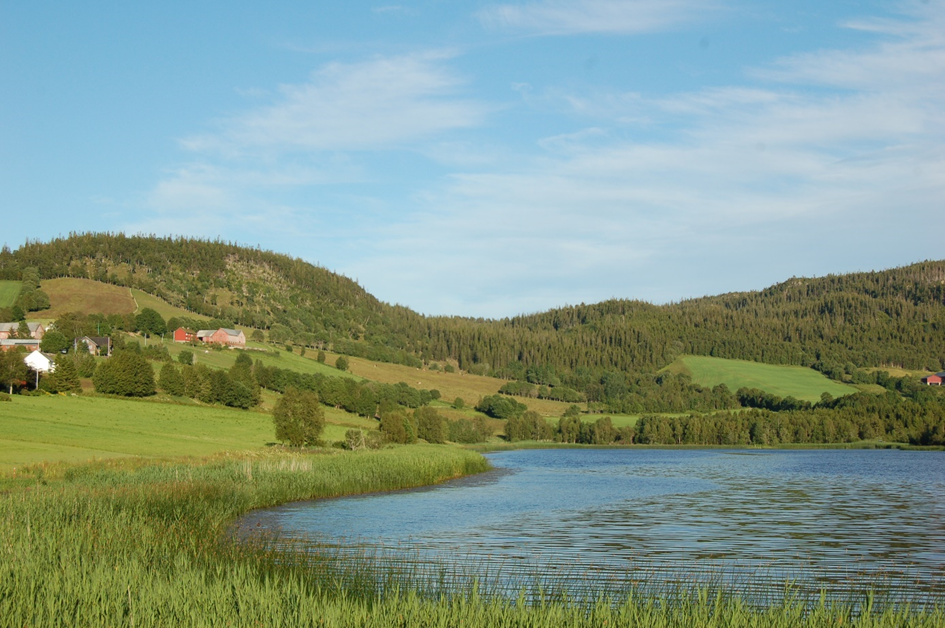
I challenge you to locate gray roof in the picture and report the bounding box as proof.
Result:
[0,338,40,346]
[0,322,42,333]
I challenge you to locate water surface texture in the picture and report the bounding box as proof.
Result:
[239,449,945,601]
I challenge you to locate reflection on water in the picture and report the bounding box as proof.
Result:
[237,449,945,604]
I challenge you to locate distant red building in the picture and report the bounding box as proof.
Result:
[196,328,246,348]
[173,327,196,343]
[922,374,944,386]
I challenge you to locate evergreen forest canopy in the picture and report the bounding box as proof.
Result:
[3,233,945,413]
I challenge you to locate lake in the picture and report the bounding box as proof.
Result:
[237,448,945,605]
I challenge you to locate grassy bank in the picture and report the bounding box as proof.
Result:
[2,446,942,626]
[0,446,490,625]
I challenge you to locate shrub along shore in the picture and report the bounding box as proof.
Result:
[1,446,943,627]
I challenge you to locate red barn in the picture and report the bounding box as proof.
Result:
[922,374,944,386]
[174,327,196,343]
[196,328,245,348]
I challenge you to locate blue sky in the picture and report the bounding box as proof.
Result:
[2,1,943,318]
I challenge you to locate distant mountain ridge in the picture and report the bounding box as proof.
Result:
[2,233,944,379]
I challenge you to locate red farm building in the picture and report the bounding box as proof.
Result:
[196,328,246,348]
[922,373,945,386]
[173,328,197,343]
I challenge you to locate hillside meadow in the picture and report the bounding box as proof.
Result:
[0,280,21,308]
[40,277,137,320]
[667,355,860,403]
[342,353,575,416]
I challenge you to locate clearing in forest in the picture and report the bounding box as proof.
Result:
[671,355,859,403]
[40,278,137,319]
[0,281,22,308]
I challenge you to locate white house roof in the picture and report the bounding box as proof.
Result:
[24,350,55,373]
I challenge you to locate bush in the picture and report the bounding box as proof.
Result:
[41,356,81,393]
[178,350,194,366]
[414,406,446,444]
[158,363,185,396]
[273,387,324,447]
[0,392,11,402]
[476,394,527,419]
[506,410,553,442]
[335,355,349,372]
[380,411,415,444]
[39,331,70,354]
[93,351,156,397]
[448,417,490,443]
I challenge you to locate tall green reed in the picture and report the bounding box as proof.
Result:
[0,446,942,627]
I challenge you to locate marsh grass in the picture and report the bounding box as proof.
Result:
[1,446,942,626]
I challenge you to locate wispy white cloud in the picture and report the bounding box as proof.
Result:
[181,52,492,156]
[344,6,945,316]
[478,0,716,35]
[138,4,945,317]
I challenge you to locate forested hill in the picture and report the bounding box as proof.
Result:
[2,233,397,346]
[415,261,945,377]
[3,234,945,379]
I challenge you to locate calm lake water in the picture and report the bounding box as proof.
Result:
[238,449,945,603]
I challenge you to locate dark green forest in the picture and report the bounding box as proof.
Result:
[3,233,944,415]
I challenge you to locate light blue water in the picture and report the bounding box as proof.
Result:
[237,449,945,601]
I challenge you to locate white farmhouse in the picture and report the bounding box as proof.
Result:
[24,350,55,373]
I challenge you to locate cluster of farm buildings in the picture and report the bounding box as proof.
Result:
[0,322,246,380]
[1,321,245,359]
[173,327,245,347]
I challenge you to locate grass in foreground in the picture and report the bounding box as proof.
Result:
[671,355,859,403]
[0,394,276,470]
[1,448,939,627]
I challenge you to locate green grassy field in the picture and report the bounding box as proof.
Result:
[0,280,21,308]
[0,393,387,470]
[669,355,859,403]
[153,336,363,380]
[0,395,277,470]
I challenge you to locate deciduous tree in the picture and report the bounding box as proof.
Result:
[273,387,324,447]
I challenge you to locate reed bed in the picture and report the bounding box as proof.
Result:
[0,446,942,627]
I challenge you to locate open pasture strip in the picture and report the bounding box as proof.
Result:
[345,355,575,416]
[157,335,363,380]
[131,288,209,322]
[0,280,21,307]
[680,355,859,403]
[40,277,137,319]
